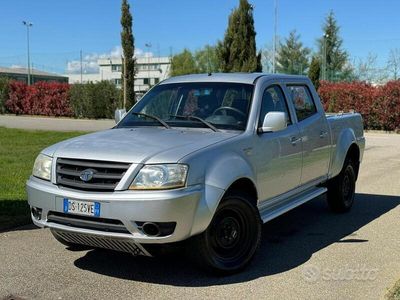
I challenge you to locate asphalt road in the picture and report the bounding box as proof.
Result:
[1,132,399,300]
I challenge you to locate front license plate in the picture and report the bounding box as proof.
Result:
[63,198,100,217]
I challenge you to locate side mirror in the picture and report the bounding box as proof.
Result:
[115,108,127,124]
[259,112,287,133]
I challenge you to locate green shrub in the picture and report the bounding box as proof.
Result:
[69,81,119,119]
[0,76,10,114]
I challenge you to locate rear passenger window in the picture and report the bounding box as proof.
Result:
[288,85,317,121]
[259,85,291,127]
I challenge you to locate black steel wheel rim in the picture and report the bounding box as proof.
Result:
[209,205,253,263]
[342,167,355,205]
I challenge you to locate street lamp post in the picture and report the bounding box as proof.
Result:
[272,0,278,73]
[323,33,329,81]
[22,21,33,85]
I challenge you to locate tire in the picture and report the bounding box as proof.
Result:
[327,159,356,213]
[191,192,262,274]
[51,230,93,251]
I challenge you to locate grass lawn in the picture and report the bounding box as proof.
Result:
[387,280,400,300]
[0,127,87,231]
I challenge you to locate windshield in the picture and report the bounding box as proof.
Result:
[117,82,254,131]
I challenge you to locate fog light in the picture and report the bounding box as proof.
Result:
[31,207,42,220]
[135,221,176,237]
[142,222,160,236]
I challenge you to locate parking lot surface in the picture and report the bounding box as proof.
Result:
[1,132,399,300]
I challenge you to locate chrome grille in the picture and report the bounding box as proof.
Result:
[56,158,130,191]
[52,230,149,256]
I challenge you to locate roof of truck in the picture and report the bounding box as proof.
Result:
[161,73,309,85]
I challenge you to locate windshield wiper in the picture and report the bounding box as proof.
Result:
[170,115,219,132]
[131,112,171,129]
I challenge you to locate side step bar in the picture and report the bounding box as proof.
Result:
[259,187,327,223]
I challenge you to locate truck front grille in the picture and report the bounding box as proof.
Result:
[56,158,130,191]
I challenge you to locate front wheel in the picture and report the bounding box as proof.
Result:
[327,159,356,213]
[191,192,262,274]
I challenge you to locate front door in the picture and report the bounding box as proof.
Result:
[255,85,303,202]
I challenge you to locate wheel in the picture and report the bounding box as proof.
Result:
[327,159,356,213]
[51,230,93,251]
[191,192,262,274]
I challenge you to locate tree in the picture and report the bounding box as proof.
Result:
[354,53,388,83]
[195,45,220,73]
[318,11,348,81]
[276,30,310,75]
[261,42,279,73]
[120,0,136,108]
[387,48,400,80]
[170,49,198,76]
[308,56,321,89]
[217,0,262,72]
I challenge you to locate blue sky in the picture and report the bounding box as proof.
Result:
[1,0,400,74]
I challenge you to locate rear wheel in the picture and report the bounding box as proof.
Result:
[191,192,262,274]
[327,159,356,213]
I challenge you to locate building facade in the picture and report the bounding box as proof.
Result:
[68,56,171,94]
[0,67,68,83]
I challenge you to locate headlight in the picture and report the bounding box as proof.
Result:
[129,164,188,190]
[32,154,53,181]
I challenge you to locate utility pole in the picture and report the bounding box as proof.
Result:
[272,0,278,73]
[80,50,83,84]
[22,21,33,85]
[122,55,127,109]
[145,43,152,89]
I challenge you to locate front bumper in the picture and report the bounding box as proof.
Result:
[27,176,225,246]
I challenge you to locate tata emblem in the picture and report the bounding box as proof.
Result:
[80,169,95,182]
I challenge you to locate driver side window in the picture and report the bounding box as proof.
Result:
[259,85,291,127]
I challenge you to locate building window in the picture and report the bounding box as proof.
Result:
[143,78,149,85]
[111,64,122,72]
[114,79,122,85]
[154,78,160,84]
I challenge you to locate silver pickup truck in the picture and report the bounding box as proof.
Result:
[27,73,365,273]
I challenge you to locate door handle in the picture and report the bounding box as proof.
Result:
[290,136,302,145]
[320,131,328,138]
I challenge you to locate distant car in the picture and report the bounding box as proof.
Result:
[27,73,365,274]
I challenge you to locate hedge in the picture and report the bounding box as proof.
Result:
[7,81,72,117]
[1,79,400,130]
[69,81,119,119]
[0,77,9,114]
[3,80,120,119]
[318,81,400,131]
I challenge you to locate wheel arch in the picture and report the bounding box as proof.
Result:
[330,128,360,178]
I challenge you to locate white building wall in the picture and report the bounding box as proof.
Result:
[68,56,171,95]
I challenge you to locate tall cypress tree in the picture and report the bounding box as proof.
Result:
[217,0,262,72]
[276,30,310,75]
[121,0,136,108]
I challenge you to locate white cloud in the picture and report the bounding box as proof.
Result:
[10,64,25,69]
[66,46,153,74]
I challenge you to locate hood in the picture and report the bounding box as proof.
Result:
[42,127,239,163]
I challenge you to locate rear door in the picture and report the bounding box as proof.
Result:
[286,84,331,185]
